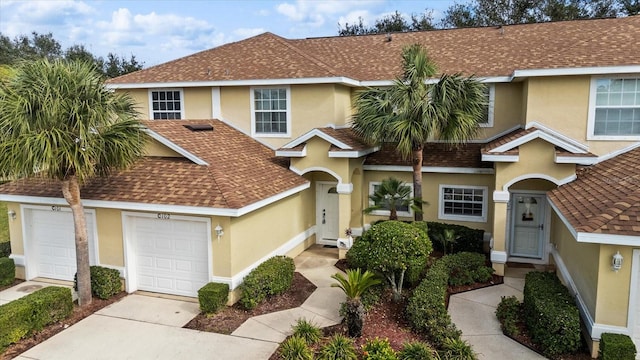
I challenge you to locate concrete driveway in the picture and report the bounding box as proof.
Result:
[14,294,279,360]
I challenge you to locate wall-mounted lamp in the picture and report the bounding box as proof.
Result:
[215,224,224,241]
[612,251,624,272]
[7,210,16,221]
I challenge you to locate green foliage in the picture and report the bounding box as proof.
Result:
[495,296,521,337]
[347,221,432,300]
[318,334,358,360]
[74,266,122,300]
[240,256,295,310]
[442,252,493,287]
[279,336,314,360]
[398,342,436,360]
[197,282,229,314]
[0,257,15,286]
[0,202,9,245]
[426,222,484,254]
[523,271,581,357]
[363,338,397,360]
[331,268,381,300]
[364,177,422,220]
[292,318,321,345]
[0,286,73,351]
[439,338,476,360]
[0,241,10,258]
[599,333,637,360]
[338,10,435,36]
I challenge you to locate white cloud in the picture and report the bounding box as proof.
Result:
[276,0,380,28]
[338,10,373,27]
[234,28,265,38]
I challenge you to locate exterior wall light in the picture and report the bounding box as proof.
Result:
[612,251,623,272]
[214,224,224,241]
[7,210,16,220]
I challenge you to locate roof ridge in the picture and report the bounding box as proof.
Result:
[268,33,340,77]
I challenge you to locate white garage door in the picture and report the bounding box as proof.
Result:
[26,207,96,281]
[130,216,210,297]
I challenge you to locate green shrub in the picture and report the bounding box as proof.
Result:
[0,257,15,286]
[398,342,436,360]
[0,241,10,258]
[495,296,521,336]
[318,334,357,360]
[74,266,122,300]
[599,333,637,360]
[0,286,73,351]
[426,222,484,254]
[292,318,321,345]
[439,338,477,360]
[523,271,581,357]
[280,336,313,360]
[240,255,295,309]
[363,338,397,360]
[198,282,228,313]
[443,252,493,287]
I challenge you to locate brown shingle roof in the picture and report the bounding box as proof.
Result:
[365,143,492,169]
[316,127,372,151]
[0,120,308,210]
[548,146,640,236]
[109,16,640,84]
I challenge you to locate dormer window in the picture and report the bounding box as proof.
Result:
[149,89,184,120]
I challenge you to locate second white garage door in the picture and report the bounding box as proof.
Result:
[128,215,210,297]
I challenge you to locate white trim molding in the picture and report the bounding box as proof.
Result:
[336,183,353,194]
[502,173,576,191]
[289,165,344,184]
[9,254,25,266]
[328,147,380,158]
[491,123,587,154]
[482,154,519,162]
[513,65,640,78]
[211,87,221,119]
[479,84,495,128]
[587,75,640,141]
[275,145,307,157]
[493,190,510,203]
[362,165,494,174]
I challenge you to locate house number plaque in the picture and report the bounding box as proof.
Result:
[157,213,171,220]
[51,206,61,212]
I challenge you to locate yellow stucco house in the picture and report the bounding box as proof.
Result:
[1,16,640,355]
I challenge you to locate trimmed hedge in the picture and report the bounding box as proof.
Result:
[426,222,484,254]
[442,252,493,287]
[523,271,581,357]
[599,333,637,360]
[0,286,73,351]
[198,282,229,313]
[0,241,10,258]
[74,266,122,300]
[0,257,15,286]
[240,255,295,309]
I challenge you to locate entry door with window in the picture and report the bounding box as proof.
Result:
[317,183,339,244]
[510,194,546,258]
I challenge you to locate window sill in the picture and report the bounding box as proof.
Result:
[438,214,487,223]
[253,133,291,138]
[587,134,640,141]
[368,210,413,218]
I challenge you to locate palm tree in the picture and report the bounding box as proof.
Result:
[331,269,381,337]
[352,44,486,221]
[364,177,422,220]
[0,59,147,306]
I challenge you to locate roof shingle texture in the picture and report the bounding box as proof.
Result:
[548,147,640,236]
[108,16,640,84]
[0,120,308,210]
[365,143,492,169]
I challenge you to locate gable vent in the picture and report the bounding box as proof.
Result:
[184,124,214,132]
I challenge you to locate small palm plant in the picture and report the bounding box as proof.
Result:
[331,269,381,337]
[434,229,458,255]
[364,177,423,220]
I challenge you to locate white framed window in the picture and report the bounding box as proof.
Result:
[438,185,487,223]
[368,181,413,218]
[588,77,640,140]
[479,84,495,127]
[149,89,184,120]
[250,86,291,137]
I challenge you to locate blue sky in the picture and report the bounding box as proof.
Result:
[0,0,457,66]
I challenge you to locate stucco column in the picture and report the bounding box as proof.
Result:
[337,183,353,238]
[491,190,510,276]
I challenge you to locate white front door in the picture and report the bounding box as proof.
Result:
[316,182,339,244]
[509,194,546,259]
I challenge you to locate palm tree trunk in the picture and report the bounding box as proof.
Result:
[61,175,92,306]
[412,145,424,221]
[389,207,398,220]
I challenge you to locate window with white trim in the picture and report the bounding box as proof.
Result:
[439,185,487,222]
[149,89,184,120]
[251,87,291,137]
[479,84,495,127]
[589,77,640,138]
[368,182,413,217]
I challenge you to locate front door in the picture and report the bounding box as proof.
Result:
[509,194,546,259]
[316,182,339,244]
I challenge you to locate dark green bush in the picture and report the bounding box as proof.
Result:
[240,255,295,309]
[318,334,358,360]
[362,337,397,360]
[599,333,637,360]
[426,222,484,254]
[280,336,313,360]
[0,257,15,286]
[443,252,493,287]
[74,266,122,300]
[496,296,521,336]
[198,282,228,313]
[523,271,581,357]
[0,241,11,258]
[0,286,73,351]
[398,341,436,360]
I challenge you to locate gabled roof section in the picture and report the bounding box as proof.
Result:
[548,146,640,240]
[108,16,640,86]
[276,126,378,158]
[481,123,597,164]
[365,143,493,170]
[0,120,308,214]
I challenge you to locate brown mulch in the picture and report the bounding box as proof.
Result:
[183,272,317,334]
[1,291,127,360]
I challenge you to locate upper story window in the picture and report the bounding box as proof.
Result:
[588,77,640,139]
[368,182,413,218]
[438,185,487,223]
[478,84,495,127]
[149,89,184,120]
[251,86,291,137]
